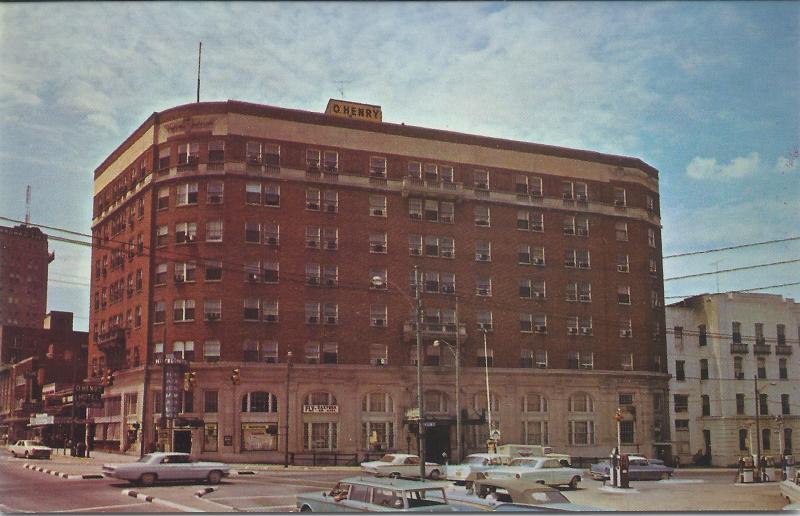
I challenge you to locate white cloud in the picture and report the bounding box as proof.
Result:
[686,152,761,180]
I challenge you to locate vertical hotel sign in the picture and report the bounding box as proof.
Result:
[325,99,382,123]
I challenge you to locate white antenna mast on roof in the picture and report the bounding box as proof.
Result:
[25,185,31,226]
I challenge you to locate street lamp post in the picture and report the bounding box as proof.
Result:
[754,376,777,482]
[433,333,461,465]
[481,328,493,452]
[284,351,293,468]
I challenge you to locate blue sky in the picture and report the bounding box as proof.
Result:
[1,2,798,330]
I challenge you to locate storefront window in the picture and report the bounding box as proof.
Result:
[241,423,278,451]
[203,423,218,452]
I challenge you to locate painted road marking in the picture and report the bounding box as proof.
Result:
[56,502,149,512]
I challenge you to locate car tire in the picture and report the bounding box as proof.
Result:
[389,472,401,479]
[11,452,16,458]
[207,470,223,484]
[569,476,580,489]
[299,505,313,512]
[139,473,157,486]
[661,472,670,480]
[428,469,441,480]
[24,451,29,459]
[464,481,474,491]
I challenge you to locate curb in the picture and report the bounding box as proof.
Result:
[22,463,104,480]
[122,489,203,512]
[233,470,256,475]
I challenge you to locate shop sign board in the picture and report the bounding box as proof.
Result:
[302,404,339,414]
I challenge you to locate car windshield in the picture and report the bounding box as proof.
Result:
[465,456,488,465]
[510,459,538,467]
[525,490,570,504]
[379,454,396,463]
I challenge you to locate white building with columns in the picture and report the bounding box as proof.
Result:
[666,292,800,467]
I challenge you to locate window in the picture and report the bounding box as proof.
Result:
[736,394,745,414]
[204,260,222,281]
[369,195,387,217]
[476,277,492,297]
[475,241,491,261]
[154,263,168,285]
[425,164,440,182]
[517,211,530,230]
[759,394,769,415]
[369,156,387,178]
[674,394,689,413]
[474,206,490,226]
[370,344,388,366]
[617,254,629,273]
[518,245,531,264]
[408,235,423,256]
[158,146,170,170]
[614,187,627,207]
[208,140,224,162]
[323,151,338,173]
[176,183,198,205]
[203,220,222,242]
[306,226,320,248]
[175,222,197,244]
[204,299,221,321]
[156,225,168,247]
[262,300,279,323]
[369,232,387,254]
[157,187,170,210]
[409,198,423,220]
[782,394,790,415]
[172,341,195,361]
[441,237,455,258]
[305,303,320,325]
[243,222,260,244]
[424,236,440,257]
[755,322,765,345]
[153,342,164,363]
[732,321,742,343]
[204,340,220,362]
[243,299,260,321]
[701,395,710,416]
[370,304,387,327]
[698,324,707,346]
[621,353,634,370]
[778,324,786,346]
[574,182,588,201]
[620,420,635,444]
[648,228,656,248]
[323,303,338,325]
[246,141,263,164]
[304,422,337,450]
[135,305,142,327]
[324,227,338,250]
[616,285,630,305]
[306,149,320,170]
[173,299,195,322]
[520,313,533,333]
[321,343,338,364]
[515,174,529,194]
[264,184,280,206]
[520,349,534,368]
[529,176,543,197]
[204,390,219,413]
[615,222,628,241]
[424,271,440,293]
[534,350,548,368]
[700,359,709,380]
[477,310,493,331]
[780,358,788,380]
[423,199,439,221]
[619,319,632,338]
[763,428,771,451]
[562,181,574,200]
[563,215,576,235]
[306,188,320,210]
[758,357,766,379]
[675,360,685,381]
[739,429,749,451]
[732,356,743,379]
[264,223,279,246]
[474,169,489,189]
[242,391,278,413]
[408,161,421,179]
[305,342,320,364]
[153,301,166,324]
[246,183,261,204]
[323,191,338,213]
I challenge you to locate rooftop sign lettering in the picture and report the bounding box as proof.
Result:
[325,99,382,123]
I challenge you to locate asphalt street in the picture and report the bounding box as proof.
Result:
[0,451,793,512]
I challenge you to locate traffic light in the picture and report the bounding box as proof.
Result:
[105,370,114,386]
[231,368,240,385]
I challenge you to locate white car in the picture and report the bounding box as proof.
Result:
[8,440,52,459]
[360,453,443,480]
[485,456,583,489]
[445,453,511,484]
[102,452,230,485]
[781,470,800,503]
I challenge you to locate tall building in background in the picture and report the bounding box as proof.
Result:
[88,99,669,462]
[0,224,54,328]
[667,293,799,467]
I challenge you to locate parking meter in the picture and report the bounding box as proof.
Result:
[619,454,630,488]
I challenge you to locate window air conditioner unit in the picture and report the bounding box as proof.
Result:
[442,286,455,294]
[410,248,422,256]
[576,193,588,201]
[267,237,278,245]
[735,372,745,380]
[533,258,545,265]
[373,358,387,366]
[578,262,589,268]
[207,313,220,321]
[307,240,318,248]
[441,251,453,258]
[563,193,574,200]
[579,295,591,302]
[620,329,632,337]
[568,327,579,335]
[325,164,338,173]
[307,316,318,324]
[174,275,184,283]
[373,319,385,327]
[266,315,277,322]
[372,209,385,216]
[373,245,386,253]
[326,316,337,324]
[478,254,490,261]
[565,260,576,267]
[580,327,593,335]
[307,203,320,210]
[248,274,258,282]
[564,227,575,235]
[326,279,336,287]
[326,241,338,250]
[533,292,545,299]
[534,325,547,333]
[617,265,629,272]
[326,204,337,213]
[307,277,319,285]
[531,190,543,197]
[615,200,626,207]
[440,215,453,223]
[532,224,543,231]
[477,288,489,296]
[410,212,422,220]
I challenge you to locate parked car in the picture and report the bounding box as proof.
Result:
[295,476,459,512]
[102,452,230,486]
[781,470,800,503]
[445,453,512,484]
[485,457,583,489]
[589,455,673,481]
[8,440,52,459]
[361,453,443,480]
[442,478,607,511]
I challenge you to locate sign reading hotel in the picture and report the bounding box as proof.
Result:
[325,99,382,123]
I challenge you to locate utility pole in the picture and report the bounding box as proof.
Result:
[196,42,202,103]
[482,328,492,451]
[414,265,425,481]
[284,351,293,468]
[754,374,762,482]
[454,297,462,464]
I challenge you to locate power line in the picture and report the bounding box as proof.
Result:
[664,258,800,282]
[665,282,800,300]
[663,236,800,259]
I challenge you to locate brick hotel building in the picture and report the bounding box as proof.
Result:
[88,99,670,462]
